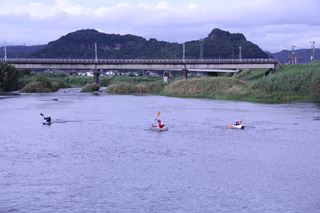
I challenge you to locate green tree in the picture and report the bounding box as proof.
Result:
[0,62,19,91]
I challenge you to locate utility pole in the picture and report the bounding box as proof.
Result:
[238,46,242,60]
[93,42,100,84]
[94,42,98,62]
[182,42,188,79]
[310,41,315,62]
[183,42,185,63]
[4,42,7,61]
[291,45,296,64]
[199,39,204,59]
[23,43,26,58]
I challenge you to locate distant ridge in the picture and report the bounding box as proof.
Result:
[0,45,45,58]
[2,28,269,59]
[272,49,320,64]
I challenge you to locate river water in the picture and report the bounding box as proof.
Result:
[0,90,320,213]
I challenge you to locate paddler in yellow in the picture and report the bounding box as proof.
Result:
[154,111,165,128]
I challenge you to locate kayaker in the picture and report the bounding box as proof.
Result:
[44,116,52,124]
[155,118,165,128]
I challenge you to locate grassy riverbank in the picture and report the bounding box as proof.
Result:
[2,61,319,103]
[163,62,320,103]
[105,75,164,94]
[18,72,163,93]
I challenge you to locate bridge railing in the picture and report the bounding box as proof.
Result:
[0,58,279,64]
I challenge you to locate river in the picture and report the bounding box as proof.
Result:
[0,90,320,213]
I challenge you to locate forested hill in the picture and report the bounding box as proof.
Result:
[8,28,270,59]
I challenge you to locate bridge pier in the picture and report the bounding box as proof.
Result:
[163,71,170,83]
[93,69,101,84]
[265,68,276,76]
[182,68,188,79]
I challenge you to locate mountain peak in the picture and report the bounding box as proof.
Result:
[64,29,101,38]
[208,28,246,41]
[74,29,99,34]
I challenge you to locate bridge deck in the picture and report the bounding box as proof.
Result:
[1,58,278,64]
[0,58,279,71]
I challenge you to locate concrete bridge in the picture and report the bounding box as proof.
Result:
[0,58,279,83]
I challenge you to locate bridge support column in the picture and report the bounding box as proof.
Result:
[163,71,170,83]
[182,69,188,79]
[93,69,101,84]
[265,68,275,76]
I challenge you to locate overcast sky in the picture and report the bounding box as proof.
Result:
[0,0,319,52]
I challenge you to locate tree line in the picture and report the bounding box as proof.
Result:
[0,62,19,92]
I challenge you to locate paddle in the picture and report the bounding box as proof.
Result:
[153,111,160,122]
[40,113,46,125]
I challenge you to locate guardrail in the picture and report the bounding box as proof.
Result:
[0,58,279,64]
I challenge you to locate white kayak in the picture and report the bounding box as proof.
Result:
[150,126,168,131]
[228,124,245,129]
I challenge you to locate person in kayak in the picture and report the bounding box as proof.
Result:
[154,118,165,128]
[235,120,241,126]
[152,111,165,128]
[44,115,52,124]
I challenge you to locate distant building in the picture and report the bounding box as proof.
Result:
[105,71,116,76]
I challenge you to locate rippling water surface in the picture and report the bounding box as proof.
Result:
[0,91,320,213]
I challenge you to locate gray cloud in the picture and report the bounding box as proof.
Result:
[0,0,319,52]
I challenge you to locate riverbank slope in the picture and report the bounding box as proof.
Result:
[162,63,320,103]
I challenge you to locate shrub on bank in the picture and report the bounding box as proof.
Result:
[99,77,112,87]
[21,81,55,93]
[81,83,100,92]
[148,82,166,93]
[310,73,320,101]
[111,76,160,84]
[51,79,71,89]
[20,75,71,93]
[65,76,93,86]
[107,83,146,94]
[0,62,19,91]
[21,76,57,93]
[162,77,248,99]
[107,81,165,94]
